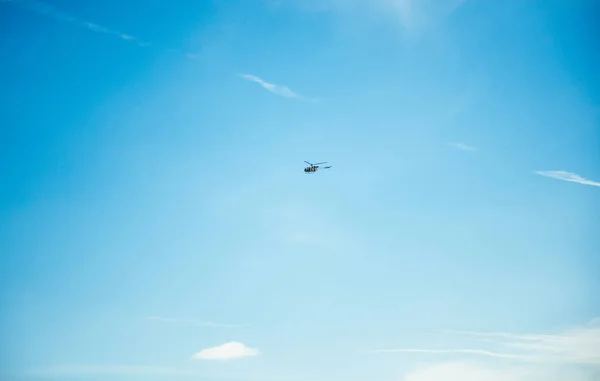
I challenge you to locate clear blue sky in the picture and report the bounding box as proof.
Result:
[1,1,599,381]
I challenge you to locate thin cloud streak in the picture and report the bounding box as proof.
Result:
[370,348,537,361]
[239,73,318,102]
[5,1,323,96]
[444,322,600,365]
[378,319,600,366]
[448,142,478,152]
[535,170,600,187]
[145,316,247,328]
[5,0,150,46]
[440,329,570,342]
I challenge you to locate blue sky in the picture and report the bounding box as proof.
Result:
[1,0,599,380]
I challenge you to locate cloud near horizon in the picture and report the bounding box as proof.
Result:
[401,360,599,381]
[376,319,600,381]
[191,342,260,360]
[373,318,600,364]
[535,170,600,187]
[372,348,538,361]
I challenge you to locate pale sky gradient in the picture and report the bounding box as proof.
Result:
[1,0,599,380]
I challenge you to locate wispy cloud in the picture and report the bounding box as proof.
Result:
[371,348,538,361]
[448,142,478,152]
[145,316,247,328]
[386,320,600,381]
[239,73,318,102]
[372,318,600,365]
[443,320,600,365]
[535,170,600,187]
[191,342,260,360]
[5,0,150,46]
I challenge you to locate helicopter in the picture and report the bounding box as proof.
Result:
[304,161,331,173]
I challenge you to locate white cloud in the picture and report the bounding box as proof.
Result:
[448,142,477,152]
[239,73,318,102]
[145,316,247,328]
[6,0,150,46]
[535,170,600,187]
[191,342,260,360]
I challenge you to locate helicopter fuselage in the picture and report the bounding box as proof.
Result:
[303,161,330,173]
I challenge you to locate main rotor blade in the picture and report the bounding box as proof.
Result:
[304,161,313,165]
[313,162,327,165]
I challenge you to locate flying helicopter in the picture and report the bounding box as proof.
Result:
[304,161,331,173]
